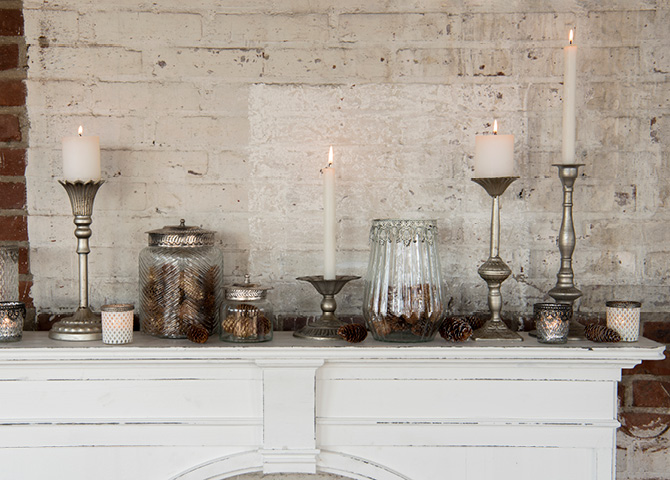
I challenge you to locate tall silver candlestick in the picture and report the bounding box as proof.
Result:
[472,177,522,341]
[49,180,105,341]
[548,163,584,338]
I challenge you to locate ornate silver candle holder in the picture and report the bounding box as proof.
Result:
[471,177,522,341]
[547,163,584,339]
[294,275,360,340]
[49,180,105,341]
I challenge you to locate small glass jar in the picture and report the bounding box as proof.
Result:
[606,301,641,342]
[139,219,223,339]
[0,301,25,342]
[220,275,273,343]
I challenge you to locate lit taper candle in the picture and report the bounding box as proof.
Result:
[562,29,577,163]
[323,146,336,280]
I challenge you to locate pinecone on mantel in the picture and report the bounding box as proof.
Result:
[439,317,474,342]
[585,323,622,343]
[338,324,368,343]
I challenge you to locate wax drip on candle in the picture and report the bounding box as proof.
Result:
[78,125,83,136]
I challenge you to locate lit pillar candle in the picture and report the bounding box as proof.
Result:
[474,120,514,177]
[62,126,101,182]
[323,146,336,280]
[562,29,577,164]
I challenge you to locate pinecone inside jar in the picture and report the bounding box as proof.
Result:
[223,303,271,339]
[376,283,441,338]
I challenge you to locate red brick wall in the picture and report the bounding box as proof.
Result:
[0,2,33,324]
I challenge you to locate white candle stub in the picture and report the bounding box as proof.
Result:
[323,146,336,280]
[62,126,101,182]
[474,120,514,177]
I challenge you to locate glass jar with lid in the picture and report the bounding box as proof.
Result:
[220,275,273,343]
[139,219,223,341]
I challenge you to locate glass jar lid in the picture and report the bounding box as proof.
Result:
[147,219,215,247]
[225,274,272,301]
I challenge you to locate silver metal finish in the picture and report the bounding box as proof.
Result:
[147,219,215,247]
[50,180,104,341]
[548,163,585,339]
[471,177,522,341]
[293,275,360,340]
[225,274,272,301]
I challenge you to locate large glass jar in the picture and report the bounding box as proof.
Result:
[220,275,273,343]
[363,219,446,342]
[139,219,223,340]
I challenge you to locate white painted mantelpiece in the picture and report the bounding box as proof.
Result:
[0,332,664,480]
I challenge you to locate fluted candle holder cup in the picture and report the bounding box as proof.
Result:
[471,177,522,341]
[293,275,360,340]
[49,180,105,341]
[548,163,584,339]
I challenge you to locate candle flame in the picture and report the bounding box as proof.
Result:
[493,120,498,135]
[569,29,574,45]
[78,125,83,136]
[328,146,333,167]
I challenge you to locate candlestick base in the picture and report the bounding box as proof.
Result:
[294,275,360,340]
[49,306,102,341]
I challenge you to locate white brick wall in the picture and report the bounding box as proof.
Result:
[24,0,669,327]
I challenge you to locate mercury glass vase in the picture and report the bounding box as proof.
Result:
[363,219,446,342]
[0,247,19,302]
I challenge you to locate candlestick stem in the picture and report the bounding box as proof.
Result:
[49,180,104,341]
[294,275,360,340]
[548,163,584,338]
[471,177,522,341]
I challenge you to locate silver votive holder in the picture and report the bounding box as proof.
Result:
[534,302,572,344]
[0,301,25,342]
[606,301,641,342]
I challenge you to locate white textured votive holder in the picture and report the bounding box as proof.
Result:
[101,304,134,344]
[606,301,641,342]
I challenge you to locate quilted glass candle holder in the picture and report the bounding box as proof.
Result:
[0,301,25,342]
[606,301,641,342]
[101,304,134,344]
[534,303,572,344]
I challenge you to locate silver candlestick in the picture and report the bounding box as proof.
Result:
[472,177,522,341]
[49,180,105,341]
[548,163,584,339]
[294,275,360,340]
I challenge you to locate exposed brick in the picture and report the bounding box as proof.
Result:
[633,380,670,408]
[0,114,20,141]
[0,215,27,241]
[0,9,23,37]
[0,180,25,209]
[19,279,33,308]
[644,321,670,344]
[18,246,28,275]
[620,412,670,439]
[0,80,25,106]
[0,44,19,70]
[0,148,25,175]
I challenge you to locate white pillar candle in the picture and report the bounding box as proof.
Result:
[474,120,514,177]
[562,30,577,164]
[62,126,101,182]
[323,146,336,280]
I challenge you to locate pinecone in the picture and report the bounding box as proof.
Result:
[464,315,487,330]
[338,324,368,343]
[411,318,433,337]
[585,323,621,343]
[439,317,473,342]
[370,318,392,337]
[185,322,209,344]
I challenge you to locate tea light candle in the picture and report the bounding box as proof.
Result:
[62,126,101,182]
[534,302,572,344]
[101,304,134,344]
[606,301,641,342]
[474,120,514,177]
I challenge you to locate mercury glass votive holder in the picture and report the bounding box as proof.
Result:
[534,303,572,344]
[101,304,134,345]
[0,301,25,342]
[606,301,641,342]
